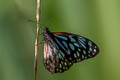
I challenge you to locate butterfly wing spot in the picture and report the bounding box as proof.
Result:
[69,57,72,60]
[94,49,96,52]
[74,53,77,58]
[63,66,66,70]
[95,46,97,48]
[88,51,90,54]
[76,59,79,62]
[92,52,95,56]
[69,62,72,65]
[82,55,85,59]
[59,64,62,68]
[56,68,59,72]
[59,69,62,72]
[77,51,80,57]
[85,56,88,59]
[69,43,75,51]
[58,53,63,59]
[60,61,64,65]
[79,58,82,61]
[83,50,86,55]
[78,48,81,52]
[89,47,92,52]
[64,62,67,66]
[88,54,92,57]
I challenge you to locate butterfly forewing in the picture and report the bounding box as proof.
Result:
[43,28,99,73]
[53,32,99,62]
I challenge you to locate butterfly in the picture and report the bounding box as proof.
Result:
[43,27,99,73]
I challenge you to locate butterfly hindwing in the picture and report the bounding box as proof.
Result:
[44,41,58,73]
[44,38,73,73]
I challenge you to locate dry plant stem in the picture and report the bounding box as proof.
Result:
[34,0,41,80]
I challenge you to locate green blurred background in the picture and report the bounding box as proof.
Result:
[0,0,120,80]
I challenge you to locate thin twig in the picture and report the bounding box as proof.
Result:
[34,0,41,80]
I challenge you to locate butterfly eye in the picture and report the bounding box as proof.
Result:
[43,28,99,73]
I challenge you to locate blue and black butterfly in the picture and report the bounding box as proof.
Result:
[43,27,99,73]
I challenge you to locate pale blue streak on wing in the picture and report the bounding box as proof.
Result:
[69,43,75,51]
[78,49,81,52]
[88,41,92,46]
[89,47,92,52]
[58,52,63,59]
[59,50,65,57]
[78,38,86,44]
[55,35,68,40]
[55,38,64,49]
[79,42,86,49]
[95,46,97,48]
[77,51,80,56]
[49,51,54,61]
[62,41,68,48]
[79,36,86,41]
[83,50,86,55]
[53,47,57,53]
[50,40,58,49]
[78,37,86,49]
[73,43,79,47]
[55,38,70,55]
[69,35,76,42]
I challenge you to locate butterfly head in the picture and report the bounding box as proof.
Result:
[43,27,53,41]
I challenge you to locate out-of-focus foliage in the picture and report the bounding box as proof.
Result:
[0,0,120,80]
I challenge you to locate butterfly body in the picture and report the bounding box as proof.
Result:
[43,27,99,73]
